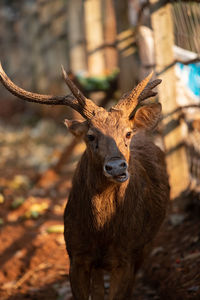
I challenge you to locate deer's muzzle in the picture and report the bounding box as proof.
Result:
[103,158,129,183]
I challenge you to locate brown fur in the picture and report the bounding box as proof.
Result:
[64,109,169,300]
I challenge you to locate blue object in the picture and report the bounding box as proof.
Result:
[177,62,200,98]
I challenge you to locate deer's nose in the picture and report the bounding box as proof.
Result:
[104,159,128,177]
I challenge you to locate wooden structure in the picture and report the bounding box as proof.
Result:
[150,0,190,198]
[84,0,105,76]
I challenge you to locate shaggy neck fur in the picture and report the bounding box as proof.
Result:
[83,149,129,230]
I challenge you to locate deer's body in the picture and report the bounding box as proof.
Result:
[64,130,169,300]
[0,63,169,300]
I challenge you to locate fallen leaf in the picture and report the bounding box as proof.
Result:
[30,202,49,212]
[7,212,19,222]
[38,169,59,188]
[46,224,64,233]
[23,202,49,219]
[30,211,40,219]
[0,193,4,203]
[1,280,16,290]
[11,197,25,209]
[9,175,30,190]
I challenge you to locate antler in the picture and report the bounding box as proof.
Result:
[61,66,99,119]
[0,62,161,120]
[138,79,161,102]
[0,62,99,119]
[113,72,161,117]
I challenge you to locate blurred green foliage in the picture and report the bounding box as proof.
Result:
[77,69,119,92]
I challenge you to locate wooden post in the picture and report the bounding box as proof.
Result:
[84,0,105,76]
[113,0,138,93]
[102,0,118,72]
[150,0,189,198]
[68,0,87,73]
[68,0,87,117]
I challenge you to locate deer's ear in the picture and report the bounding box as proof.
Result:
[132,103,161,131]
[64,119,89,137]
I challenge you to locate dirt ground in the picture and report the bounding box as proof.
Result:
[0,115,200,300]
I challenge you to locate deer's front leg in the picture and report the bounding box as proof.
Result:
[91,268,104,300]
[69,256,91,300]
[108,260,135,300]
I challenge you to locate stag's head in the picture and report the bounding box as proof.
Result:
[0,63,161,183]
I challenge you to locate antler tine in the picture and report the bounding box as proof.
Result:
[61,65,99,119]
[61,65,86,106]
[0,61,89,117]
[114,71,154,116]
[138,79,162,102]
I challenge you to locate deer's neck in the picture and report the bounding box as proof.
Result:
[82,151,129,229]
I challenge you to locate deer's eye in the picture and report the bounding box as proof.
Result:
[126,131,132,139]
[87,134,95,142]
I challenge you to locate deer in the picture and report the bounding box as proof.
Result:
[0,62,169,300]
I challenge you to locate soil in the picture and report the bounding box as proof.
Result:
[0,116,200,300]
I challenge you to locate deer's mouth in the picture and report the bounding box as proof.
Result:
[112,172,129,183]
[113,172,129,183]
[103,170,129,183]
